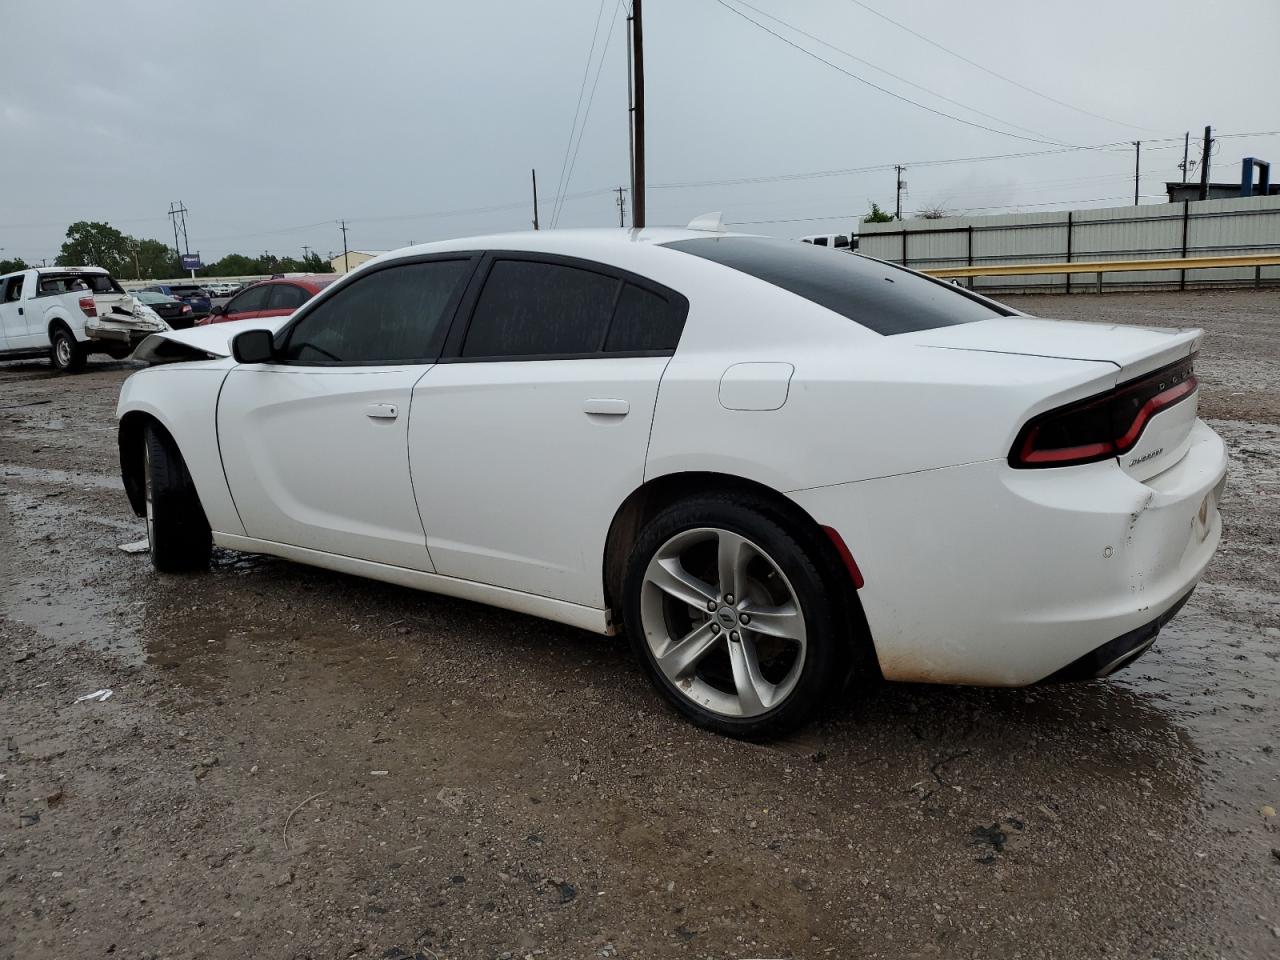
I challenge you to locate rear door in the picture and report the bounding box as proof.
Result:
[217,257,476,569]
[260,282,311,320]
[408,254,688,607]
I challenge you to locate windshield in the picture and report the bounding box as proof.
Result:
[135,292,172,304]
[168,285,205,297]
[663,236,1009,335]
[37,272,125,296]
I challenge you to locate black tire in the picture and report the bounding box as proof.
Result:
[144,424,212,572]
[622,494,849,739]
[50,325,86,373]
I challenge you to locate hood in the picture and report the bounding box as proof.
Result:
[902,316,1202,380]
[131,315,289,364]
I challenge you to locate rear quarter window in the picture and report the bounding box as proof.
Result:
[663,236,1009,335]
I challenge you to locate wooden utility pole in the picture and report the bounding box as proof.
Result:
[615,186,628,227]
[338,219,350,273]
[894,165,905,220]
[531,169,541,230]
[1198,125,1212,201]
[631,0,646,228]
[1133,141,1141,206]
[1181,131,1190,184]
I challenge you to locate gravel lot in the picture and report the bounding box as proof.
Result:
[2,289,1278,959]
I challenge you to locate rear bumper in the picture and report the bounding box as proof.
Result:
[789,418,1227,686]
[85,318,166,347]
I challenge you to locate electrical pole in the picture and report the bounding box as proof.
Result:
[1198,125,1212,202]
[531,168,541,230]
[615,186,628,227]
[338,220,350,273]
[631,0,646,228]
[1133,141,1141,206]
[168,202,185,272]
[626,3,635,219]
[1181,131,1190,184]
[894,165,905,220]
[302,244,312,262]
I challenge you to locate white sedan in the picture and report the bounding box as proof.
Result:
[117,227,1226,737]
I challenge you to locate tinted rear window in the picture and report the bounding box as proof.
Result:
[664,236,1007,335]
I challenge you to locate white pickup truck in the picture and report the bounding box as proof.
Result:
[0,266,170,372]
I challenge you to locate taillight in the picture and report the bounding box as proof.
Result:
[1010,356,1197,469]
[78,296,97,317]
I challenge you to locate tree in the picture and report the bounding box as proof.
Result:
[863,202,895,224]
[916,203,953,220]
[134,238,178,278]
[0,257,29,275]
[56,221,132,274]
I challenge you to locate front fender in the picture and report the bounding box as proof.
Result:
[117,365,244,536]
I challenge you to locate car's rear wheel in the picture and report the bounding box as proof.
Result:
[144,424,212,572]
[623,495,845,738]
[50,326,85,373]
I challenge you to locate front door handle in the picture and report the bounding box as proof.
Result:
[365,403,399,420]
[583,398,629,417]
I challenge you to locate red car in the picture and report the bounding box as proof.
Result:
[197,275,336,326]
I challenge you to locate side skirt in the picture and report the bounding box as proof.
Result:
[213,532,614,635]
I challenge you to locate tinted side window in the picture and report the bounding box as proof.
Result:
[226,285,269,314]
[664,237,1008,335]
[3,276,24,302]
[282,259,470,363]
[267,284,308,310]
[605,283,684,352]
[462,260,619,358]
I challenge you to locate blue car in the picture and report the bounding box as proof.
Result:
[142,283,211,319]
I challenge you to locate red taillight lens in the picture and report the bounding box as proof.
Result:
[1010,356,1197,469]
[78,296,97,318]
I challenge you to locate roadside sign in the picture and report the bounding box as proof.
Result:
[180,254,202,270]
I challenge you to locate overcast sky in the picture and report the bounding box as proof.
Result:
[2,0,1278,264]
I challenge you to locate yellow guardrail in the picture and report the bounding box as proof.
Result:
[921,253,1280,279]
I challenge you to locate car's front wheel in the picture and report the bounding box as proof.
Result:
[623,495,847,738]
[144,424,212,572]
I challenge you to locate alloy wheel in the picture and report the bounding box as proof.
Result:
[640,527,807,718]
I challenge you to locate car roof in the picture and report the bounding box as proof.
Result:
[33,266,109,275]
[360,227,756,270]
[249,275,336,292]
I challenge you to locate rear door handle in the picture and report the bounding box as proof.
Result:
[365,403,399,420]
[583,398,629,417]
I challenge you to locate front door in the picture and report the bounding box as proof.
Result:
[216,256,477,569]
[0,274,32,350]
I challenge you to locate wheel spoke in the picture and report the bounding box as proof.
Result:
[728,636,774,715]
[648,557,718,608]
[655,620,722,680]
[716,531,751,601]
[741,601,803,642]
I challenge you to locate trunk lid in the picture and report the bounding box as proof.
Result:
[905,316,1201,381]
[907,316,1203,482]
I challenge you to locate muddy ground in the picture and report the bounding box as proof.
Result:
[1,288,1278,960]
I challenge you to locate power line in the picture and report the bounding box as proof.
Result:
[551,0,611,230]
[727,0,1062,143]
[711,0,1071,147]
[554,0,625,227]
[845,0,1156,133]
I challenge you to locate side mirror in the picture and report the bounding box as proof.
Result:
[210,303,226,316]
[231,329,276,364]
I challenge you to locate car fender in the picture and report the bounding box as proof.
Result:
[40,303,88,343]
[117,363,245,537]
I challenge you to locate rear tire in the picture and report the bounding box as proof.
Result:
[144,424,212,572]
[50,326,85,373]
[622,494,846,739]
